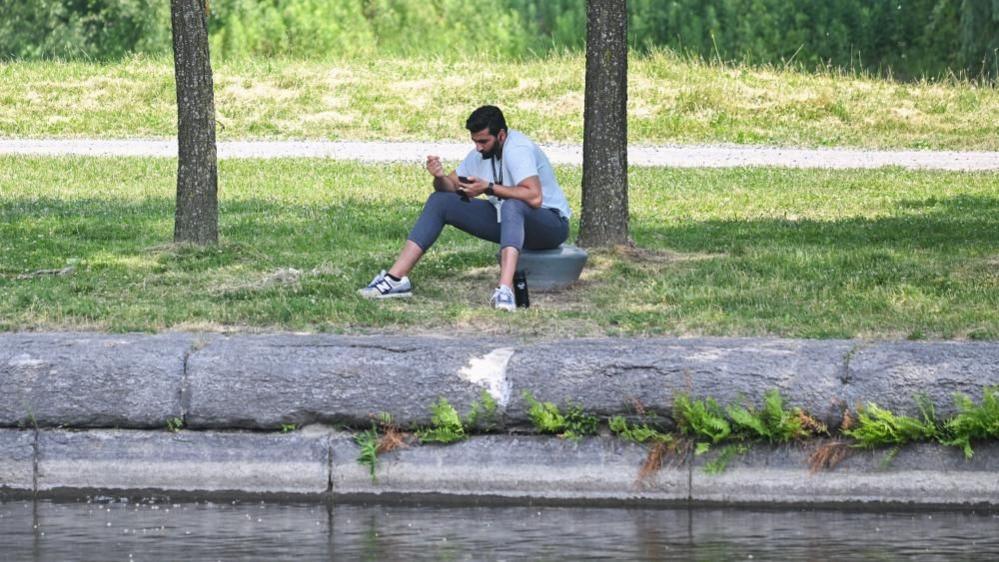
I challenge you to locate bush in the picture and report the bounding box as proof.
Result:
[4,0,996,80]
[0,0,171,60]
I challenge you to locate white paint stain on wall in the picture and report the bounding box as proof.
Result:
[459,348,515,408]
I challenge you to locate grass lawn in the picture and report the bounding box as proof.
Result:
[1,156,996,339]
[2,51,999,150]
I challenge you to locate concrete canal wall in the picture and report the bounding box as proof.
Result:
[1,333,998,507]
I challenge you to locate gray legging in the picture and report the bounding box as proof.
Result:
[408,191,569,253]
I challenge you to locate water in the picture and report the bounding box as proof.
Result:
[1,498,997,561]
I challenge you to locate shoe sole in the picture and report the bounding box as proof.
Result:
[359,291,413,299]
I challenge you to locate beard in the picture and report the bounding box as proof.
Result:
[480,145,499,160]
[479,139,503,160]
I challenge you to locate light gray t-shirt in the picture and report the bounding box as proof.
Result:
[455,129,571,219]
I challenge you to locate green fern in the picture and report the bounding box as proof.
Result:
[466,390,499,431]
[704,444,748,474]
[166,417,184,433]
[523,391,568,433]
[727,389,808,443]
[562,403,599,441]
[727,402,768,437]
[844,401,938,449]
[942,387,999,459]
[355,423,380,482]
[673,394,731,444]
[416,397,467,444]
[609,416,672,444]
[522,391,598,441]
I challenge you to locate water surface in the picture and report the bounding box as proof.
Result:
[1,499,997,560]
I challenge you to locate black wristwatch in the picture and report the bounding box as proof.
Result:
[485,182,495,196]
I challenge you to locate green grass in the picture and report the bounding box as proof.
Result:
[0,155,996,338]
[3,51,999,149]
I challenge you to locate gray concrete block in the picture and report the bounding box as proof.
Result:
[0,429,34,492]
[690,441,999,507]
[37,429,329,495]
[846,341,999,418]
[331,434,689,502]
[185,335,515,429]
[507,338,854,430]
[0,333,195,428]
[516,244,588,291]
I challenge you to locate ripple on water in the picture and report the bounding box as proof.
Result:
[0,500,997,560]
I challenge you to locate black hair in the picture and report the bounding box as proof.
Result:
[465,105,507,136]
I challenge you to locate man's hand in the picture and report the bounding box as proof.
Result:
[426,155,445,178]
[457,176,489,198]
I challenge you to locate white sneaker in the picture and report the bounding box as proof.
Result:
[489,285,516,312]
[358,270,412,299]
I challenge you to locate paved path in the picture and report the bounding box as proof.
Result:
[2,138,998,170]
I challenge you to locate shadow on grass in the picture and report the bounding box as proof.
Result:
[1,193,996,337]
[635,194,999,253]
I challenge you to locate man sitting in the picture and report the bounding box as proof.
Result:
[359,105,572,311]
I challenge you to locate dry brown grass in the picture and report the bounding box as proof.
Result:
[840,410,856,432]
[637,438,692,483]
[376,423,410,455]
[797,411,829,435]
[808,440,853,473]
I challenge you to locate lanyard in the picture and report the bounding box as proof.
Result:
[488,156,504,223]
[490,157,504,185]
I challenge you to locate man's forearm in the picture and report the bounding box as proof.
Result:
[491,182,542,208]
[433,176,455,192]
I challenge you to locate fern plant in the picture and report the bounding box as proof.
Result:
[704,443,748,475]
[523,391,567,433]
[166,417,184,432]
[416,397,467,444]
[522,391,598,441]
[673,394,731,444]
[726,389,810,443]
[562,403,599,441]
[466,390,499,431]
[942,387,999,459]
[844,398,938,449]
[609,416,672,444]
[355,423,380,482]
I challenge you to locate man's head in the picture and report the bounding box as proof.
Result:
[465,105,507,159]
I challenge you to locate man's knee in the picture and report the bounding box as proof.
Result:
[503,199,530,216]
[427,190,456,204]
[424,190,458,212]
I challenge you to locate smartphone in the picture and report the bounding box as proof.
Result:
[456,176,471,201]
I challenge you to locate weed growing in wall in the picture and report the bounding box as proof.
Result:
[522,391,598,441]
[727,389,819,443]
[416,398,467,444]
[673,394,731,446]
[845,396,938,449]
[943,387,999,459]
[466,391,499,431]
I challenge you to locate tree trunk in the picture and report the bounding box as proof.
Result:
[171,0,218,245]
[578,0,629,248]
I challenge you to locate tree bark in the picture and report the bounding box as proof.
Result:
[578,0,629,248]
[171,0,218,245]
